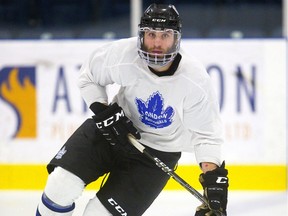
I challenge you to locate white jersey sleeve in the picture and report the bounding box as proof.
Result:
[78,41,116,106]
[78,37,144,106]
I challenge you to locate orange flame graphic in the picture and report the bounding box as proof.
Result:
[1,68,36,138]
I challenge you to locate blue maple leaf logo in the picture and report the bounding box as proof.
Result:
[135,91,174,128]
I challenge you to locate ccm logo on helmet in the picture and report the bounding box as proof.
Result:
[152,18,166,22]
[108,198,127,216]
[96,110,124,129]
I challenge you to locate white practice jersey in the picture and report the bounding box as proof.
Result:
[78,37,224,166]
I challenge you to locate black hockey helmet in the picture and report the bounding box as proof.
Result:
[139,4,182,32]
[139,3,182,32]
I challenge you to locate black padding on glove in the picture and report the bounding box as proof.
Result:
[198,161,229,213]
[90,102,108,114]
[92,103,141,146]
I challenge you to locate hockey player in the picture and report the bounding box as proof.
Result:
[36,3,228,216]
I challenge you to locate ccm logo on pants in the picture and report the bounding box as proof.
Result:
[108,198,127,216]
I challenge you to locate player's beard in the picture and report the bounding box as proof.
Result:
[140,43,176,68]
[147,50,164,59]
[145,45,172,60]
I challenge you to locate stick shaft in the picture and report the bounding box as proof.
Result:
[127,134,224,216]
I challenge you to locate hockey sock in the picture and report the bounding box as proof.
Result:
[36,193,75,216]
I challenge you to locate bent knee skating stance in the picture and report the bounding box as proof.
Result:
[36,167,85,216]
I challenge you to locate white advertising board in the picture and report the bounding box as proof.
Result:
[0,39,286,165]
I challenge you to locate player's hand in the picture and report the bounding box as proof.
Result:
[195,162,228,216]
[92,103,141,147]
[194,203,226,216]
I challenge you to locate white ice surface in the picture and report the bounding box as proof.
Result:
[0,190,287,215]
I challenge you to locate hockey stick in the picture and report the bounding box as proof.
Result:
[127,134,225,216]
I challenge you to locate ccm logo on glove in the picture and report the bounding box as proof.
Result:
[95,110,125,129]
[92,103,140,147]
[216,177,228,184]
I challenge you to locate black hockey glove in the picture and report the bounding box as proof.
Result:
[92,103,141,147]
[195,162,228,216]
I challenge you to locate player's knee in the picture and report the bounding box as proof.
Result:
[83,196,112,216]
[37,166,85,215]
